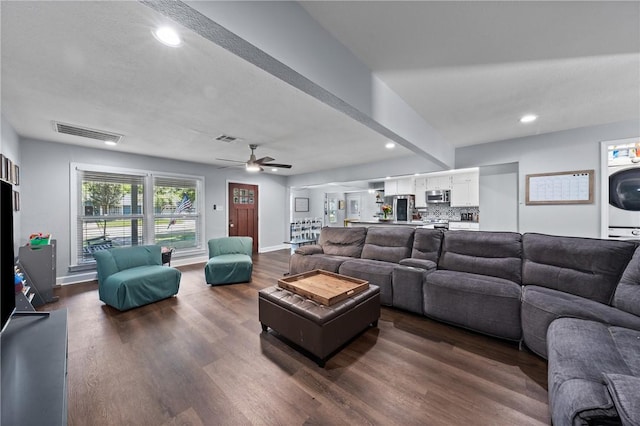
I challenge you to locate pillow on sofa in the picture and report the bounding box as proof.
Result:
[603,374,640,426]
[612,246,640,317]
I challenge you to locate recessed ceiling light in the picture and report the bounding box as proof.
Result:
[520,114,538,123]
[104,141,117,146]
[271,168,278,172]
[153,27,181,47]
[385,142,396,149]
[385,176,391,179]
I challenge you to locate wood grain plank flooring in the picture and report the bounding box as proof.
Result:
[47,249,550,425]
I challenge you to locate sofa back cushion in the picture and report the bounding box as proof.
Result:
[318,226,367,258]
[361,227,415,263]
[411,228,444,263]
[438,231,522,283]
[522,233,637,304]
[208,237,253,258]
[612,246,640,316]
[111,245,162,271]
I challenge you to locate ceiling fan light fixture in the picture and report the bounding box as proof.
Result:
[246,163,261,172]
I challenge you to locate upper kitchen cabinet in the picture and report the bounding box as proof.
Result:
[425,175,452,191]
[450,171,479,207]
[385,177,415,196]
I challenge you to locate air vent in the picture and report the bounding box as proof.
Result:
[215,134,238,143]
[53,121,123,144]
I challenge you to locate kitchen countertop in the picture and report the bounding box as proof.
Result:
[347,220,447,227]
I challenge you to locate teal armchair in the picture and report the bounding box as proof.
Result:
[94,245,181,311]
[204,237,253,285]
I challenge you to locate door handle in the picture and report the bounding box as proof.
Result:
[230,223,234,228]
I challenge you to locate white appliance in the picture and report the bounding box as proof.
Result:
[608,150,640,240]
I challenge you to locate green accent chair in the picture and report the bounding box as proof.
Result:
[94,245,181,311]
[204,237,253,285]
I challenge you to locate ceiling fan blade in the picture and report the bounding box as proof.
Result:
[261,163,292,169]
[255,156,275,165]
[216,164,243,170]
[215,158,245,164]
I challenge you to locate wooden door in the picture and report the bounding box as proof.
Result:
[228,182,258,253]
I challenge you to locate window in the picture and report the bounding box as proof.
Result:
[71,164,203,268]
[153,176,200,250]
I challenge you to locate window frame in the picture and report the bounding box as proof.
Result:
[70,163,205,269]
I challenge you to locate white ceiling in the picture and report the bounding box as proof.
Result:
[301,1,640,147]
[2,1,639,177]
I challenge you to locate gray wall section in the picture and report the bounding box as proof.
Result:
[1,115,21,251]
[457,119,640,237]
[479,163,518,232]
[19,138,288,282]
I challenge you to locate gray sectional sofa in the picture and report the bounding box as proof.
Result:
[289,226,640,425]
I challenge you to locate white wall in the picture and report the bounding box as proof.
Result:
[19,138,288,284]
[479,163,518,232]
[1,116,21,250]
[456,120,640,237]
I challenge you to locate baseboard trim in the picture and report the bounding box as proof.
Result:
[260,244,289,253]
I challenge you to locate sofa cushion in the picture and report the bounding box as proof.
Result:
[424,270,522,340]
[410,228,444,262]
[603,374,640,426]
[360,227,414,264]
[392,265,427,314]
[289,253,353,275]
[398,258,437,271]
[111,245,162,270]
[338,259,395,306]
[438,231,522,283]
[100,265,181,311]
[547,319,640,426]
[522,285,640,359]
[522,233,637,305]
[612,246,640,317]
[318,227,367,258]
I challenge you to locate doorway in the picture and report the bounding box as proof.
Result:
[228,182,259,253]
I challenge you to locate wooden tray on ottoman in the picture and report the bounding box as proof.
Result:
[278,269,369,306]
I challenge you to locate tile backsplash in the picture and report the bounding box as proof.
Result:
[419,206,480,222]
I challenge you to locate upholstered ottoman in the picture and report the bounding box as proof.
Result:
[258,284,380,367]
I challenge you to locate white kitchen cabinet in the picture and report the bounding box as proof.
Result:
[450,172,479,207]
[384,177,414,196]
[414,177,427,207]
[397,177,414,195]
[425,174,452,191]
[384,179,398,196]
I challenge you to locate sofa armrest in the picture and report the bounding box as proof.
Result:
[604,374,640,425]
[294,245,324,255]
[399,258,437,271]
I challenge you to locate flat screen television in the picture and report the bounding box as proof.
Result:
[1,179,16,332]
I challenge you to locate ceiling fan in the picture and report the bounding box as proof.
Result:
[216,144,292,172]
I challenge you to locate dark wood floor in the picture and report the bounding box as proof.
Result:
[47,249,549,425]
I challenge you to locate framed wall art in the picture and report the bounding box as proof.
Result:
[294,197,309,212]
